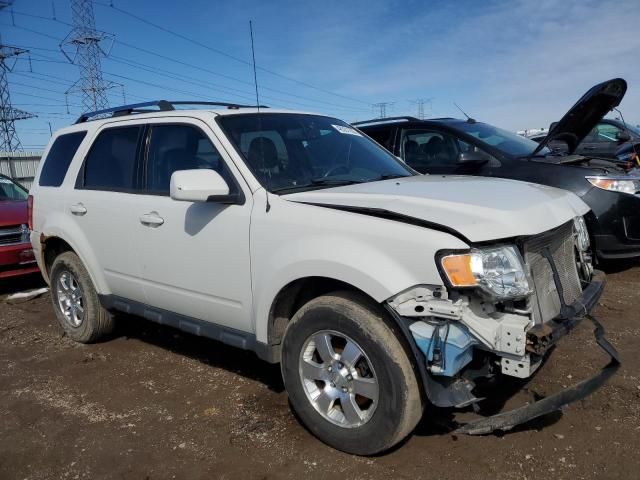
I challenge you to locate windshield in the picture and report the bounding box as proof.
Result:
[218,113,413,193]
[625,123,640,137]
[0,176,28,201]
[455,122,551,157]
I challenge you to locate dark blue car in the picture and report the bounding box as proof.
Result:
[356,79,640,262]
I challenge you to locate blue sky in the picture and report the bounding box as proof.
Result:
[2,0,640,150]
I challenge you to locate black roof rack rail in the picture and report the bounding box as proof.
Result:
[75,100,269,124]
[351,116,419,127]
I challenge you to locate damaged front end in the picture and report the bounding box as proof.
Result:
[386,218,620,434]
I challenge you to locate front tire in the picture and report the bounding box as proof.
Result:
[50,251,114,343]
[281,291,423,455]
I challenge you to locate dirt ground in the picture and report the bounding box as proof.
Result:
[1,265,639,480]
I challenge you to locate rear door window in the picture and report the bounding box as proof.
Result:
[81,126,143,191]
[362,127,395,151]
[401,129,462,171]
[39,131,87,187]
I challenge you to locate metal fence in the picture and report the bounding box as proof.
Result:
[0,151,43,191]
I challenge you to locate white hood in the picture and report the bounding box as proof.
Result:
[283,175,589,243]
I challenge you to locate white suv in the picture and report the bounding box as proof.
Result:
[29,101,619,454]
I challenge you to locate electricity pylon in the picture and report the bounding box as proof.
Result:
[60,0,120,112]
[0,38,35,152]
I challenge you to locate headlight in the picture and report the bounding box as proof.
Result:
[586,176,640,195]
[573,216,590,252]
[439,246,531,300]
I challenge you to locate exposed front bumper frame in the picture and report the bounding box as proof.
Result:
[455,313,620,435]
[526,269,606,356]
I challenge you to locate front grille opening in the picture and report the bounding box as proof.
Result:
[525,222,582,324]
[0,225,25,246]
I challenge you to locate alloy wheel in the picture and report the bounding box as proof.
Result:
[298,330,379,428]
[55,270,85,327]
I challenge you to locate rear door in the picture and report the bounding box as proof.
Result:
[70,123,147,301]
[134,119,254,332]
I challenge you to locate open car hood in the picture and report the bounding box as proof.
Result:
[534,78,627,155]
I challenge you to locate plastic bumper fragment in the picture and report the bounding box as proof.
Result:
[455,314,619,435]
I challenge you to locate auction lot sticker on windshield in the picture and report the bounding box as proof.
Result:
[332,124,361,136]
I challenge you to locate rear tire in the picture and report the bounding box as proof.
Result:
[50,251,114,343]
[281,290,423,455]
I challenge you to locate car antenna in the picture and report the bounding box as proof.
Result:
[613,107,640,168]
[454,102,475,123]
[250,20,271,212]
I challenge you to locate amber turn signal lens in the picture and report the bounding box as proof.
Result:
[441,254,477,287]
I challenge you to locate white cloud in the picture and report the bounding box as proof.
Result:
[271,0,640,128]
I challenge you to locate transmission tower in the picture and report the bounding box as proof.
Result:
[372,102,394,119]
[0,35,35,151]
[60,0,120,112]
[409,98,433,120]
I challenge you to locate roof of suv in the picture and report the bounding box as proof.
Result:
[68,100,320,128]
[52,101,324,137]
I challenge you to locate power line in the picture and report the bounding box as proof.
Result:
[104,55,368,113]
[0,21,64,41]
[11,89,81,107]
[14,35,371,112]
[1,3,376,126]
[1,8,73,27]
[94,1,370,106]
[0,11,371,113]
[12,69,148,103]
[10,80,70,96]
[112,41,370,112]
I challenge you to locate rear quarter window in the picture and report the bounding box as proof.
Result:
[38,131,87,187]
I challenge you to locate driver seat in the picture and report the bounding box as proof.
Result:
[248,137,280,172]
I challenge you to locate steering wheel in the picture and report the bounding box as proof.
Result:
[323,165,350,177]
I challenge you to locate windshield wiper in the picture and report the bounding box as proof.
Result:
[309,178,365,186]
[271,178,363,194]
[273,175,404,194]
[370,173,408,181]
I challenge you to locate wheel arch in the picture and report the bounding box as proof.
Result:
[38,215,110,294]
[266,276,363,347]
[263,276,428,401]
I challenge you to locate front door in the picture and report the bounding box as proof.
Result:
[135,120,253,332]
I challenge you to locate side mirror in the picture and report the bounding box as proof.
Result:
[457,150,490,166]
[616,131,631,143]
[170,169,238,203]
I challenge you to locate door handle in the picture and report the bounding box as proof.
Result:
[583,146,596,150]
[69,203,87,216]
[139,212,165,227]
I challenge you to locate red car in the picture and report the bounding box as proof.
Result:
[0,175,39,279]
